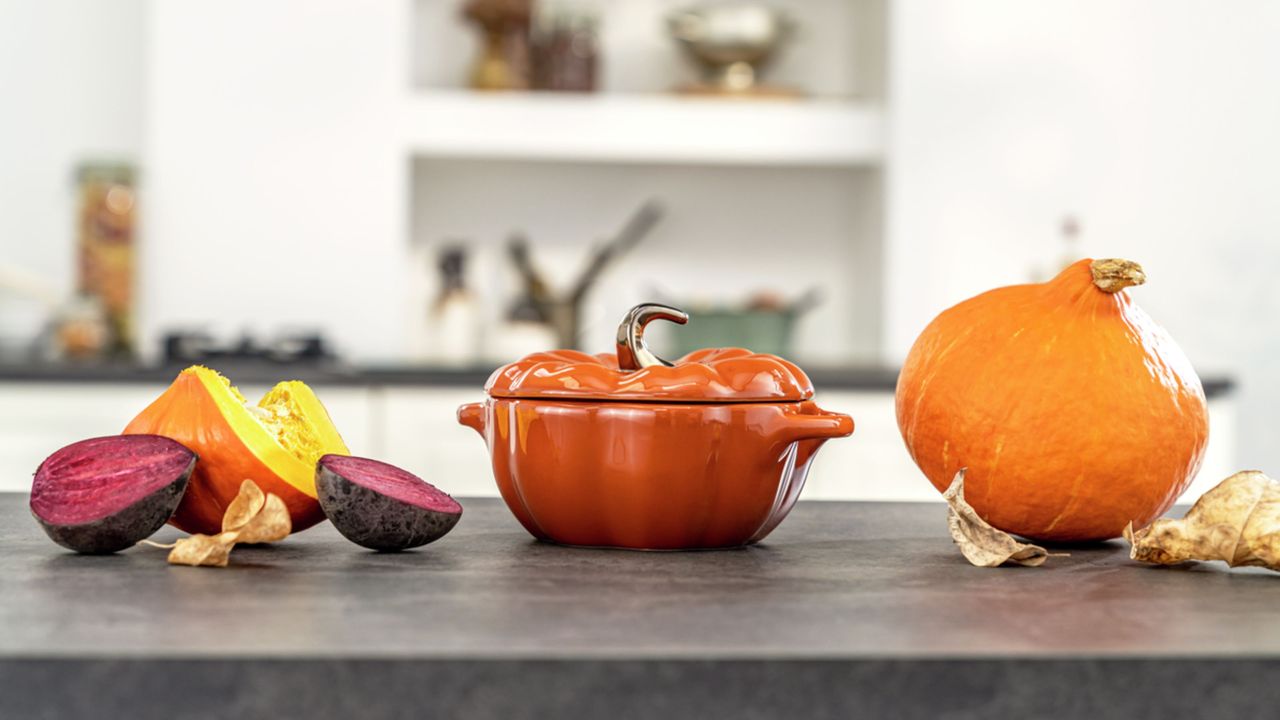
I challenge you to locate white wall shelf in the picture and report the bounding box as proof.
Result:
[404,91,884,167]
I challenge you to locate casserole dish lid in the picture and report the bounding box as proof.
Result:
[485,304,814,403]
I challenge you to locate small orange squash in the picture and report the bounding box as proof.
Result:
[124,366,349,534]
[896,258,1209,542]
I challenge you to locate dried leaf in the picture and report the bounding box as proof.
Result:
[232,492,291,545]
[154,479,292,568]
[1125,470,1280,572]
[944,469,1054,568]
[167,532,236,567]
[222,478,266,532]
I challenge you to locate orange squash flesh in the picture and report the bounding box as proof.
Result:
[123,366,349,534]
[896,259,1209,542]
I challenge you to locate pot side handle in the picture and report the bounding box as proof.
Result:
[777,408,854,444]
[457,402,486,436]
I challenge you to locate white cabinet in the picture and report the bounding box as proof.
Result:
[0,383,166,492]
[373,387,495,497]
[0,381,1238,503]
[358,387,1241,503]
[805,391,922,500]
[0,382,376,493]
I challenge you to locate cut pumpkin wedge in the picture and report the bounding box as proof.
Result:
[123,366,349,534]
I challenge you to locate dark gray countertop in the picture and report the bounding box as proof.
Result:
[0,360,1237,398]
[2,495,1277,719]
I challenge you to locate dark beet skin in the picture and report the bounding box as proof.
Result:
[315,454,462,551]
[30,435,196,554]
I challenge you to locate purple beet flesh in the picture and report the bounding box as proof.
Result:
[315,454,462,551]
[30,435,196,554]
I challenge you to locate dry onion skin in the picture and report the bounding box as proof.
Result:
[1125,470,1280,572]
[143,479,291,567]
[944,470,1057,568]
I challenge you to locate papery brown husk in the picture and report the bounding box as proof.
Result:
[158,479,292,567]
[167,533,236,567]
[944,470,1055,568]
[221,479,267,533]
[1125,470,1280,571]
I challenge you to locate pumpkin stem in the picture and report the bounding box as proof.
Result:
[1090,258,1146,293]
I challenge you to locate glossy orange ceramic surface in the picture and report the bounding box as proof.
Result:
[486,347,814,402]
[463,303,854,549]
[458,398,852,549]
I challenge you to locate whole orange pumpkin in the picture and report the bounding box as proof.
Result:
[895,258,1209,542]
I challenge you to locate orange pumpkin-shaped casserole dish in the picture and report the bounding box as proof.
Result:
[458,304,854,549]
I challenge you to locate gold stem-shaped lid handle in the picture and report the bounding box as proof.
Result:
[616,303,688,371]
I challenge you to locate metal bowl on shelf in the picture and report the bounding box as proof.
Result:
[667,3,796,94]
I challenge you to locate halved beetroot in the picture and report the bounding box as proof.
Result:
[31,435,196,554]
[315,454,461,551]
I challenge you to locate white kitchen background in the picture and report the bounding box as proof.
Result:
[1,0,1276,498]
